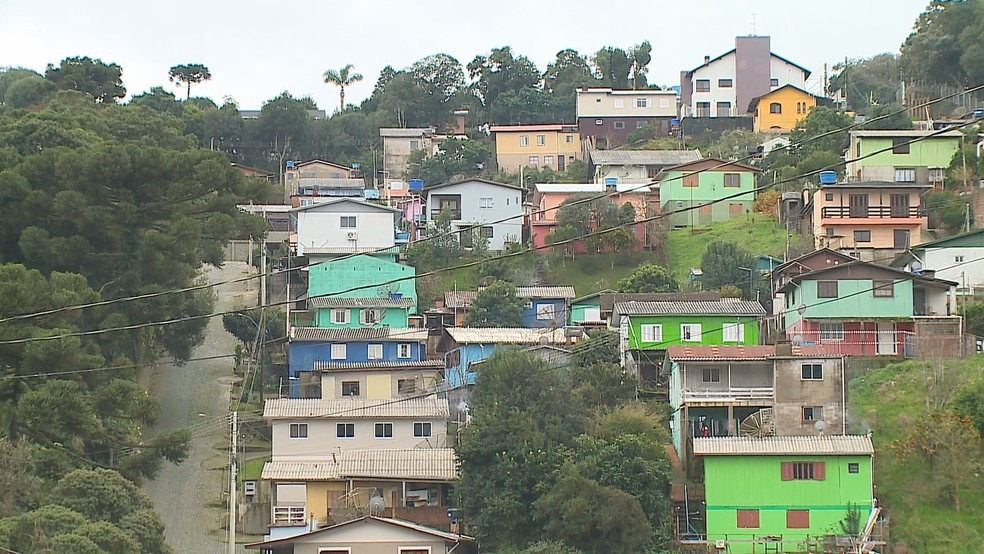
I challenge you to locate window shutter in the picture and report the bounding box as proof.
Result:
[781,462,794,481]
[814,461,826,480]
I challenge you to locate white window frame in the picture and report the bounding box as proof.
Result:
[535,303,556,321]
[360,309,380,326]
[640,324,662,343]
[818,322,844,341]
[479,197,494,209]
[722,322,745,343]
[702,367,721,383]
[288,423,308,439]
[397,343,412,358]
[413,422,433,438]
[520,135,530,147]
[536,134,546,146]
[894,167,916,183]
[340,216,357,228]
[374,422,394,439]
[528,155,539,166]
[331,309,350,324]
[367,343,383,360]
[681,324,702,342]
[543,155,554,166]
[330,343,347,360]
[274,505,307,526]
[635,97,649,108]
[398,548,431,554]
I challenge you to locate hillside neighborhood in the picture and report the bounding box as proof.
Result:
[2,2,984,554]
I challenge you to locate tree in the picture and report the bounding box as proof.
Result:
[44,56,126,103]
[592,47,632,89]
[900,0,983,86]
[572,328,619,366]
[222,308,287,359]
[924,190,967,233]
[464,280,525,327]
[960,301,984,337]
[467,47,541,108]
[862,103,913,130]
[323,64,363,112]
[0,67,43,105]
[167,63,212,99]
[828,54,901,113]
[0,438,41,517]
[629,41,653,89]
[3,74,56,108]
[952,380,984,439]
[616,264,679,293]
[700,241,757,298]
[129,86,183,117]
[406,206,461,268]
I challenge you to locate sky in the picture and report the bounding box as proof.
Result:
[0,0,929,112]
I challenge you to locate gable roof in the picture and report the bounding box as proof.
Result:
[747,84,824,112]
[245,513,472,550]
[659,157,760,174]
[263,397,449,419]
[533,183,652,194]
[685,49,811,78]
[289,197,401,214]
[314,359,445,372]
[693,435,874,456]
[572,288,617,304]
[379,127,436,138]
[425,178,524,192]
[911,228,984,251]
[490,124,578,132]
[444,327,569,345]
[445,287,576,308]
[771,247,854,275]
[290,327,429,342]
[308,296,415,309]
[295,159,353,171]
[781,260,958,290]
[849,129,964,139]
[666,344,835,361]
[600,292,721,313]
[589,149,702,167]
[614,299,766,317]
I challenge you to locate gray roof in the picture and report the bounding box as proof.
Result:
[290,327,429,342]
[614,300,766,317]
[261,448,458,481]
[308,297,416,309]
[590,149,702,167]
[850,129,963,138]
[379,127,435,137]
[289,197,401,213]
[445,286,576,308]
[315,360,445,372]
[263,397,449,419]
[445,327,569,344]
[693,436,874,456]
[599,292,721,313]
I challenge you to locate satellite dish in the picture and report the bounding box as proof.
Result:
[791,335,804,346]
[368,494,386,516]
[539,336,550,345]
[814,420,826,435]
[911,259,923,271]
[739,409,775,437]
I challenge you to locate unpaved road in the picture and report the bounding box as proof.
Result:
[142,262,254,554]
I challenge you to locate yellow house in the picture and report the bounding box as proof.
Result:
[748,85,823,133]
[490,124,580,173]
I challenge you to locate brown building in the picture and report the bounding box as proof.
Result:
[576,87,680,149]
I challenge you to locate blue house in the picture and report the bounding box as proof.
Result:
[288,327,429,398]
[445,286,576,329]
[438,328,570,388]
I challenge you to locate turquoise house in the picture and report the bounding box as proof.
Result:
[692,436,876,554]
[306,255,418,328]
[568,289,613,326]
[657,158,760,228]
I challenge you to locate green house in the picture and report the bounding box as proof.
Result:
[306,255,417,328]
[845,129,961,186]
[568,289,614,326]
[693,436,875,554]
[657,158,760,228]
[613,299,765,382]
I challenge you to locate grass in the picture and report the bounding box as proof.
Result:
[540,250,666,296]
[665,214,792,282]
[849,358,984,553]
[240,454,270,483]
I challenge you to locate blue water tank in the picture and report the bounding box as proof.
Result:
[605,177,618,186]
[818,171,837,185]
[409,179,424,191]
[286,160,296,168]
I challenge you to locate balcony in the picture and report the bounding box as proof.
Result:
[820,205,922,219]
[430,208,461,220]
[682,386,775,404]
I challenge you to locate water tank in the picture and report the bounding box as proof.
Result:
[818,171,837,185]
[605,177,618,186]
[285,160,296,168]
[409,179,424,191]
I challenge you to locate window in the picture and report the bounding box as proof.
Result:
[397,343,412,358]
[565,134,574,143]
[409,140,420,150]
[873,280,895,297]
[849,193,869,218]
[892,137,910,154]
[826,227,835,237]
[801,363,823,380]
[398,378,416,395]
[331,309,350,324]
[956,255,965,263]
[683,173,699,187]
[723,173,741,187]
[769,102,782,114]
[544,155,554,166]
[848,463,860,474]
[702,367,721,383]
[802,406,824,422]
[360,309,380,325]
[520,135,529,147]
[595,119,603,125]
[819,322,844,341]
[274,505,307,526]
[787,510,810,529]
[894,167,916,183]
[854,230,871,243]
[681,324,702,342]
[894,229,910,249]
[660,98,670,108]
[479,197,493,209]
[367,343,383,360]
[374,422,393,438]
[289,423,308,438]
[640,324,662,343]
[796,102,802,114]
[695,102,711,116]
[414,422,432,437]
[614,121,625,129]
[722,323,745,343]
[737,509,760,529]
[535,304,556,320]
[528,156,539,166]
[636,97,650,108]
[825,192,834,201]
[729,203,743,216]
[929,167,946,182]
[481,226,494,238]
[336,423,355,438]
[340,216,357,228]
[716,101,732,116]
[817,281,838,298]
[331,343,347,360]
[770,78,779,87]
[614,98,625,109]
[695,79,710,92]
[536,134,546,146]
[341,381,360,396]
[718,78,733,88]
[782,461,826,481]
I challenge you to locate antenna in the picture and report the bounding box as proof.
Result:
[814,419,826,435]
[750,13,757,35]
[368,491,386,516]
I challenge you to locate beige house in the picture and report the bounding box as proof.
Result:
[245,514,473,554]
[316,360,445,400]
[772,353,847,436]
[285,160,358,198]
[489,124,580,173]
[380,128,438,181]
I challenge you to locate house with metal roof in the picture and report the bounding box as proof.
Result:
[246,514,473,553]
[314,359,445,401]
[655,158,760,228]
[291,198,403,264]
[424,178,524,251]
[845,129,962,189]
[303,255,418,330]
[891,228,984,295]
[589,149,702,184]
[444,286,576,328]
[438,327,573,388]
[686,435,876,554]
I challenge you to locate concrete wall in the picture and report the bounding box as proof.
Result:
[773,357,846,435]
[295,205,397,256]
[320,370,442,400]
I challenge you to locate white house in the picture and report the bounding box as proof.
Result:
[423,179,524,250]
[892,229,984,295]
[291,198,401,261]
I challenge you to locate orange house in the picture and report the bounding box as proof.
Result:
[748,85,825,133]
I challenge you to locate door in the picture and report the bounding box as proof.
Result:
[890,194,910,218]
[894,229,911,249]
[876,322,896,355]
[848,194,868,217]
[558,154,566,172]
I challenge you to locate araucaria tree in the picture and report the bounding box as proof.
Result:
[168,63,212,99]
[323,64,363,112]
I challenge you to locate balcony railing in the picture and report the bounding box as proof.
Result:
[430,209,461,220]
[820,205,922,219]
[682,386,775,403]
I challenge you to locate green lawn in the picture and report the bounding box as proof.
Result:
[540,251,666,297]
[665,214,792,282]
[240,454,270,483]
[849,359,984,553]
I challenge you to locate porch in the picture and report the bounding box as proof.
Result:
[786,317,966,357]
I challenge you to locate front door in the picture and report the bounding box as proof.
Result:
[558,154,566,172]
[876,322,896,355]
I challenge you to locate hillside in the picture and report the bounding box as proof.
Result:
[849,359,984,554]
[665,214,793,282]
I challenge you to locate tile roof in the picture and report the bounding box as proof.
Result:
[589,149,702,166]
[445,327,569,344]
[693,436,874,456]
[667,345,777,361]
[533,183,651,193]
[445,287,576,308]
[614,300,766,316]
[314,360,445,372]
[263,397,449,419]
[599,292,720,312]
[308,297,416,308]
[261,448,458,481]
[290,327,428,342]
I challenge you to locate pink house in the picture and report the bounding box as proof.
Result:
[530,183,656,252]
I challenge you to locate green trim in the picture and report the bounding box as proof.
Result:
[707,505,864,511]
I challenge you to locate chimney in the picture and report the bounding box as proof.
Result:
[452,109,469,135]
[921,269,936,280]
[775,341,793,356]
[704,55,710,64]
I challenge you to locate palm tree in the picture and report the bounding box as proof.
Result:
[323,64,363,112]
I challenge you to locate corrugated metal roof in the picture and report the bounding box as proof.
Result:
[445,327,569,344]
[304,246,401,255]
[590,149,701,166]
[445,287,576,308]
[379,127,435,137]
[263,397,449,419]
[600,292,721,312]
[693,436,874,456]
[308,297,416,308]
[533,183,652,193]
[444,291,477,308]
[261,448,459,481]
[291,327,428,342]
[315,360,445,372]
[490,124,576,132]
[614,300,766,316]
[666,345,777,361]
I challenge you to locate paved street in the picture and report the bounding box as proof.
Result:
[142,262,255,554]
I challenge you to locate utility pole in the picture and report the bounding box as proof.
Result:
[228,411,238,554]
[260,242,267,308]
[966,203,971,233]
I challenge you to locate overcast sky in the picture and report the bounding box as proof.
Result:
[1,0,928,111]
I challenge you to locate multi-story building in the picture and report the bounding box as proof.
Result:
[291,198,403,263]
[315,360,445,400]
[892,228,984,295]
[489,124,580,173]
[656,158,760,227]
[680,36,810,120]
[305,255,418,328]
[768,248,856,332]
[845,129,962,189]
[380,128,439,182]
[748,84,826,133]
[529,182,654,251]
[423,178,524,251]
[588,149,701,184]
[443,286,576,329]
[438,328,571,388]
[284,160,358,199]
[575,87,679,148]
